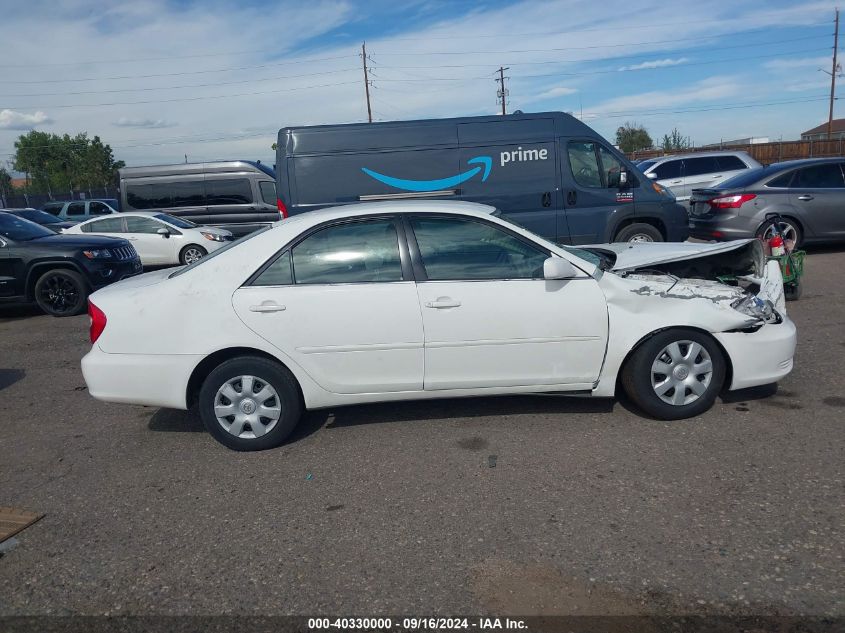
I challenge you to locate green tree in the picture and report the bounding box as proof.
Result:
[661,128,691,151]
[615,122,653,153]
[0,166,12,205]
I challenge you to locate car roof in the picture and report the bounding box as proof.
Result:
[279,200,497,227]
[768,157,845,169]
[646,150,752,163]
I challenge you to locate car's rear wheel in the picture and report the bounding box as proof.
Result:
[34,269,88,317]
[621,329,726,420]
[198,356,302,451]
[757,218,803,248]
[614,223,664,243]
[180,245,207,266]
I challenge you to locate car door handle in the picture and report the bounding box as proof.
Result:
[249,302,286,313]
[425,297,461,309]
[566,190,577,205]
[670,180,683,184]
[541,191,552,207]
[797,194,814,201]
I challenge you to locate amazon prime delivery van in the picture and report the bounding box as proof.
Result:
[275,112,688,244]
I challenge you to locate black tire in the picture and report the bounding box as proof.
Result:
[621,329,726,421]
[614,223,664,243]
[180,244,207,266]
[756,217,803,249]
[784,281,802,301]
[33,269,88,317]
[198,356,302,451]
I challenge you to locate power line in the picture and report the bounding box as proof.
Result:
[583,95,831,120]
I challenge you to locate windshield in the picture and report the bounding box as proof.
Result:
[169,226,271,278]
[492,211,604,269]
[17,209,62,225]
[154,213,197,229]
[0,213,55,241]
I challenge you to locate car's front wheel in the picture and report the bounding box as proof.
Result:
[621,329,726,420]
[198,356,302,451]
[180,244,207,266]
[614,223,664,243]
[34,269,88,317]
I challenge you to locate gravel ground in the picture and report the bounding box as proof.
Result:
[0,247,842,619]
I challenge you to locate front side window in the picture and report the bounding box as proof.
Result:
[794,163,845,188]
[567,141,602,188]
[410,216,547,281]
[66,202,86,216]
[125,216,166,234]
[42,203,63,216]
[206,179,252,205]
[597,145,625,188]
[154,213,196,229]
[126,183,173,210]
[259,181,277,206]
[82,217,125,233]
[291,219,402,284]
[653,160,682,180]
[717,155,748,171]
[89,201,111,215]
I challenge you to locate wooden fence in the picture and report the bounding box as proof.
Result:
[629,139,845,165]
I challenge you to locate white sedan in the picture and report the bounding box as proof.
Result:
[81,201,796,451]
[64,211,233,266]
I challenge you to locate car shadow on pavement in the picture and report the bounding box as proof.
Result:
[310,395,616,429]
[0,368,25,392]
[0,305,43,322]
[147,407,204,432]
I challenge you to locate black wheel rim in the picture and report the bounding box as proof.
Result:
[40,275,80,313]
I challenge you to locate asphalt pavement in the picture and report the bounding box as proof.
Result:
[0,247,842,619]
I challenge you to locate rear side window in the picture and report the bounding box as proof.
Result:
[766,171,795,188]
[259,181,277,206]
[126,183,173,210]
[82,217,125,233]
[291,219,402,284]
[171,180,205,206]
[89,201,112,215]
[567,141,603,188]
[793,163,845,188]
[683,157,720,177]
[253,251,293,286]
[66,201,86,216]
[206,179,252,205]
[653,160,682,180]
[410,216,547,281]
[716,155,748,171]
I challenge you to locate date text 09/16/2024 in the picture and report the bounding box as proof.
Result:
[308,618,527,630]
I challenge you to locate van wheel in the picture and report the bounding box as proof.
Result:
[614,223,664,243]
[198,356,302,451]
[621,329,726,420]
[180,245,207,265]
[34,269,89,317]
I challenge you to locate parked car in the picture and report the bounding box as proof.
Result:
[82,201,794,451]
[0,211,141,316]
[41,199,118,222]
[3,208,77,232]
[117,161,278,237]
[63,211,234,266]
[637,151,762,204]
[275,112,689,244]
[688,157,845,246]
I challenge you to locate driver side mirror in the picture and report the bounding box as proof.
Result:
[157,227,170,238]
[543,256,576,280]
[646,172,658,180]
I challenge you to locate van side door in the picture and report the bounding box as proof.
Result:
[561,140,633,244]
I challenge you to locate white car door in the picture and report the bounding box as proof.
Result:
[407,215,609,391]
[232,217,424,394]
[124,216,179,265]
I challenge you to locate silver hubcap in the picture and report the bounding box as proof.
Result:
[184,248,204,265]
[214,375,281,439]
[629,234,654,243]
[762,223,797,244]
[651,340,713,406]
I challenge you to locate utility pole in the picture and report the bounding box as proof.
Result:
[495,66,510,116]
[362,42,372,123]
[828,8,840,139]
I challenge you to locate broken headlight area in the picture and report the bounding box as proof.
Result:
[730,295,780,324]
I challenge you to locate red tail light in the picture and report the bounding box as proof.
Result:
[88,301,107,344]
[276,198,289,219]
[708,193,757,209]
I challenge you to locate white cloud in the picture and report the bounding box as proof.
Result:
[0,109,53,130]
[587,76,744,116]
[765,56,830,71]
[618,57,689,71]
[113,117,177,129]
[526,85,578,102]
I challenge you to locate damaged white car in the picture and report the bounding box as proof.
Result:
[81,202,796,451]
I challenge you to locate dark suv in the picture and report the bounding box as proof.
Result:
[0,211,142,316]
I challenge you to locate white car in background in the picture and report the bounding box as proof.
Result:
[81,201,795,452]
[64,211,233,266]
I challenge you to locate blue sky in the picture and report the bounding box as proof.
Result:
[0,0,840,169]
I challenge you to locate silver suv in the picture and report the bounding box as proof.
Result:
[637,151,762,205]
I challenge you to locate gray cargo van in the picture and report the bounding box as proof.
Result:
[118,161,279,236]
[275,112,688,244]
